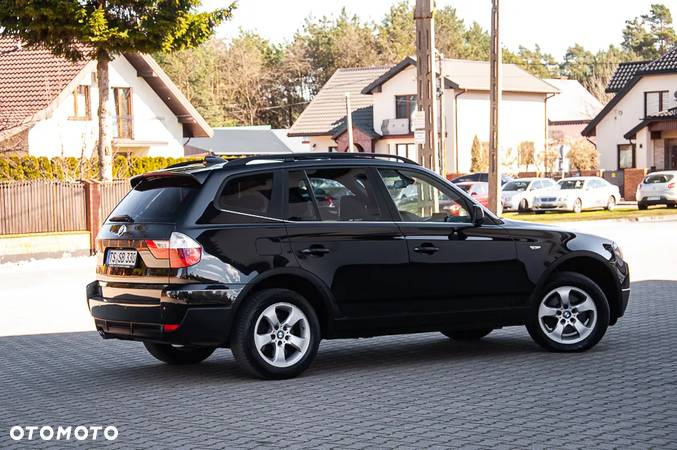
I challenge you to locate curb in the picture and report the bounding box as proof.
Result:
[557,214,677,225]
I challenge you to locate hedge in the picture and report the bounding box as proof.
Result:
[0,155,238,181]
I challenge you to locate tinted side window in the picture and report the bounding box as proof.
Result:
[218,172,275,217]
[306,167,384,221]
[287,171,318,221]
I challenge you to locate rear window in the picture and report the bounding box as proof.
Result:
[109,177,197,223]
[644,174,674,184]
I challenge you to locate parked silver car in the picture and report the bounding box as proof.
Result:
[636,171,677,209]
[501,178,558,212]
[533,177,620,213]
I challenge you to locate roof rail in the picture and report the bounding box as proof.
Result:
[165,155,227,169]
[223,152,419,167]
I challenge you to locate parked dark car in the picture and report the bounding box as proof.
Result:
[450,172,513,185]
[87,153,630,379]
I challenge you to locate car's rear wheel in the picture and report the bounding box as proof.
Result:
[573,198,583,213]
[606,196,616,211]
[638,202,648,210]
[442,328,493,341]
[518,198,528,212]
[526,272,609,352]
[143,342,216,365]
[231,289,320,379]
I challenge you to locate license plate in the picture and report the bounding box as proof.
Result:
[648,196,660,201]
[106,249,138,268]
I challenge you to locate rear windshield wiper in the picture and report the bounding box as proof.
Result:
[109,214,135,223]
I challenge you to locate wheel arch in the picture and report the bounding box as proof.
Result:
[233,268,338,339]
[534,252,622,325]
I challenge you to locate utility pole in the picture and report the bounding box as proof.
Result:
[488,0,502,215]
[345,93,354,152]
[438,51,447,176]
[415,0,439,173]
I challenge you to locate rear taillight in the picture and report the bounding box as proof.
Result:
[668,182,676,189]
[145,232,202,268]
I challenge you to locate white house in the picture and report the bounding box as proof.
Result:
[0,37,211,158]
[544,78,603,141]
[582,49,677,171]
[288,56,559,174]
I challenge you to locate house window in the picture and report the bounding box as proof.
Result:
[644,91,669,116]
[618,144,636,169]
[395,95,417,119]
[70,85,91,120]
[113,87,133,139]
[395,143,418,162]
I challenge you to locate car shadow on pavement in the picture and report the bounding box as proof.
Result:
[0,280,664,385]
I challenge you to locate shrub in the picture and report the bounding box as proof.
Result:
[567,139,599,171]
[0,155,202,181]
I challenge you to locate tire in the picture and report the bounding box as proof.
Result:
[535,210,545,215]
[638,202,648,210]
[442,328,493,341]
[518,198,528,212]
[231,288,320,379]
[143,342,215,365]
[668,203,677,209]
[526,272,610,352]
[606,196,616,211]
[573,198,583,214]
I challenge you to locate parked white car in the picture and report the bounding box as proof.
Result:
[636,171,677,209]
[501,178,558,212]
[533,177,620,214]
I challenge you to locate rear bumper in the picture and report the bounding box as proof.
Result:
[86,281,243,346]
[637,195,677,205]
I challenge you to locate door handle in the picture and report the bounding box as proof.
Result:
[299,246,330,256]
[413,243,439,254]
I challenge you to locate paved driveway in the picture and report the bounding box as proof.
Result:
[1,279,676,449]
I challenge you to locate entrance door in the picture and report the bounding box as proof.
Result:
[668,143,677,169]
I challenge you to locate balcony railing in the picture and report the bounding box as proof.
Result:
[381,118,411,136]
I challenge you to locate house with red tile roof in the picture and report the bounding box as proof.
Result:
[0,37,211,157]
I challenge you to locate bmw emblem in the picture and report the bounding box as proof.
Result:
[116,224,127,237]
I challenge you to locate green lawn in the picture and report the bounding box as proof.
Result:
[502,206,677,222]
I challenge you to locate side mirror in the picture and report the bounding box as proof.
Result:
[471,204,485,226]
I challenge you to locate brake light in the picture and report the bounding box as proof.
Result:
[163,324,180,333]
[145,232,202,268]
[668,182,676,189]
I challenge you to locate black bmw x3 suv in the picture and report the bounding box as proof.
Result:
[87,153,630,379]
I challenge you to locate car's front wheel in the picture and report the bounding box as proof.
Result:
[518,198,528,212]
[573,198,583,213]
[143,342,216,365]
[231,289,320,379]
[526,272,609,352]
[442,328,493,341]
[606,196,616,211]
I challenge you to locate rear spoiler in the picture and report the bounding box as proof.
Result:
[129,171,205,189]
[129,155,226,188]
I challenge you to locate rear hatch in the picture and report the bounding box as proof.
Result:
[641,173,675,197]
[96,174,201,303]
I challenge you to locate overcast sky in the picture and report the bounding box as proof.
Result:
[204,0,677,59]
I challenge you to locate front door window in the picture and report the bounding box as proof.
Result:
[378,169,472,223]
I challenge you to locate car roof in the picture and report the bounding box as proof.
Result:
[136,153,423,181]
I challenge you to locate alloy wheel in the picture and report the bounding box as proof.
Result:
[538,286,597,345]
[254,302,310,368]
[573,199,582,213]
[607,196,616,211]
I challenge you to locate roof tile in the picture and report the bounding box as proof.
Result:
[0,37,88,130]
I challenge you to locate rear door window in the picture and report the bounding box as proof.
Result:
[108,176,197,223]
